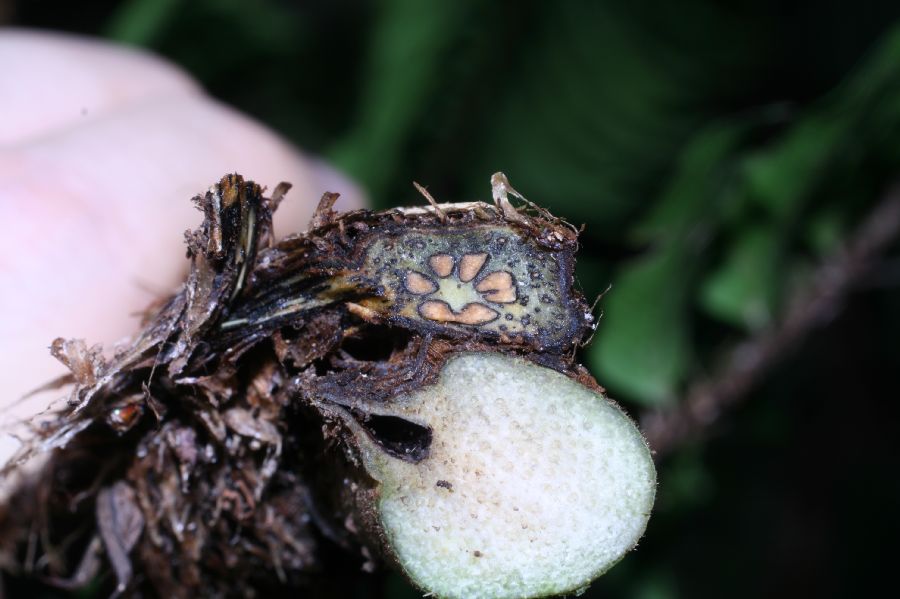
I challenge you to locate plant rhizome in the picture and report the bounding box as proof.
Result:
[0,174,655,599]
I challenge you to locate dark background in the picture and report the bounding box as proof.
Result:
[6,1,900,597]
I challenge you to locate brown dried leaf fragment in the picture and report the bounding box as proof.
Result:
[309,191,340,230]
[96,481,144,592]
[223,408,281,446]
[50,338,106,387]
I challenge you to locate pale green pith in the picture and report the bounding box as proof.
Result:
[435,278,487,313]
[354,353,656,599]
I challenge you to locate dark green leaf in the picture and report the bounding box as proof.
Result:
[699,225,780,329]
[590,247,692,406]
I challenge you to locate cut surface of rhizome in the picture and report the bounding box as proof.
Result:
[351,353,656,599]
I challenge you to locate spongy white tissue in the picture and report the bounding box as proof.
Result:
[368,352,656,599]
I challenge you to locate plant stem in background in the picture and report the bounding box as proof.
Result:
[643,184,900,456]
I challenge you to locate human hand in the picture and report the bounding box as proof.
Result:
[0,30,365,467]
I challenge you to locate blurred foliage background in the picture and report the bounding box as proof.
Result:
[7,1,900,597]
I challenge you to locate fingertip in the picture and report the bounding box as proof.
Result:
[0,28,200,145]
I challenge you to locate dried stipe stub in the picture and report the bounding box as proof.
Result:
[0,173,655,599]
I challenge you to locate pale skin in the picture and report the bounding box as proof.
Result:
[0,30,365,468]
